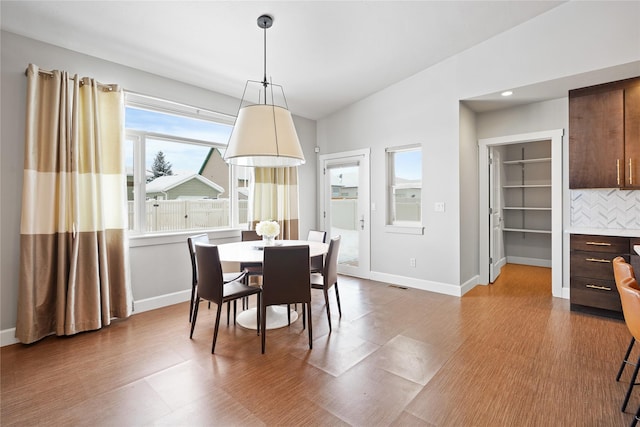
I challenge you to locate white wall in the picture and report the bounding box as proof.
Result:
[317,1,640,294]
[0,31,317,335]
[475,98,568,140]
[459,103,479,287]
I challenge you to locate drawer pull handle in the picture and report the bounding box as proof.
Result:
[586,284,612,291]
[585,258,611,263]
[585,241,612,246]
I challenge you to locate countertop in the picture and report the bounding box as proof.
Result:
[566,228,640,238]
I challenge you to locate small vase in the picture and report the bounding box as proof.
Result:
[263,235,275,246]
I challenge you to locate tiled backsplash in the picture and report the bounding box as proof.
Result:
[571,189,640,229]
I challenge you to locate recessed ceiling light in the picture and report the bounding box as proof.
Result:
[501,91,513,97]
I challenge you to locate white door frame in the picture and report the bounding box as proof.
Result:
[478,129,564,298]
[318,148,371,278]
[489,147,504,283]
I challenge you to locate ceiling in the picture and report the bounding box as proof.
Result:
[0,0,619,120]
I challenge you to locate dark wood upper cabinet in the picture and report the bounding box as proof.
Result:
[625,85,640,189]
[569,77,640,189]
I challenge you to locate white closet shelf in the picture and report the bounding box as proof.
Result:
[502,184,551,188]
[502,158,551,165]
[503,206,551,211]
[503,228,552,234]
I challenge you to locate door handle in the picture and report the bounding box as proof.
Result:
[585,257,611,263]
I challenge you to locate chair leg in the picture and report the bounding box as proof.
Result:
[633,403,640,427]
[189,297,200,338]
[256,293,261,336]
[233,300,237,325]
[211,303,223,354]
[334,282,342,317]
[227,302,231,326]
[618,337,636,381]
[323,288,332,332]
[307,302,313,350]
[261,304,267,354]
[622,354,640,411]
[287,304,291,326]
[189,285,196,322]
[302,304,306,330]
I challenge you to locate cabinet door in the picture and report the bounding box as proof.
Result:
[625,85,640,189]
[569,89,624,188]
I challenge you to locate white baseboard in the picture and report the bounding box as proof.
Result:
[497,256,507,269]
[1,290,192,347]
[460,274,481,295]
[1,329,19,347]
[133,289,191,314]
[506,256,552,268]
[369,271,464,297]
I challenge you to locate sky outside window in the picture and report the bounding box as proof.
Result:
[125,107,232,173]
[394,150,422,181]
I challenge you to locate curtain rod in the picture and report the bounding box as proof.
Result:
[24,65,119,91]
[24,67,74,79]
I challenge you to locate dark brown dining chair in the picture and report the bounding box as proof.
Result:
[187,234,246,324]
[190,242,261,354]
[613,256,639,414]
[241,229,263,281]
[311,235,342,332]
[261,245,312,354]
[308,230,327,274]
[187,234,210,322]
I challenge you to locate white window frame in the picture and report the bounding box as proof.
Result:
[124,92,248,236]
[385,144,424,235]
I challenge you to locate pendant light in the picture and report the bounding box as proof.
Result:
[224,14,305,167]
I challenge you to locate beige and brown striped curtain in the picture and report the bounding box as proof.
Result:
[16,64,132,344]
[250,167,300,240]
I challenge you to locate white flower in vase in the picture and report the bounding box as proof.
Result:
[256,220,280,245]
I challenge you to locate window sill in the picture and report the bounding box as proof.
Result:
[128,228,242,248]
[385,225,424,235]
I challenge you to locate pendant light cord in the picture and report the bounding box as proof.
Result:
[262,18,268,98]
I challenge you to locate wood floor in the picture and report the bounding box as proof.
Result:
[1,264,637,426]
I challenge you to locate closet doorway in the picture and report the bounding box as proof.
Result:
[478,130,564,298]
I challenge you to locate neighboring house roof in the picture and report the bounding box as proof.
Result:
[395,177,421,185]
[146,173,224,195]
[125,166,153,179]
[198,148,218,175]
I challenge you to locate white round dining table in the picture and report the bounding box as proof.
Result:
[217,239,329,330]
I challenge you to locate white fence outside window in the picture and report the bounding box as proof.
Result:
[128,199,248,232]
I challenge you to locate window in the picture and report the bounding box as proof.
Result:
[387,145,422,227]
[125,93,250,234]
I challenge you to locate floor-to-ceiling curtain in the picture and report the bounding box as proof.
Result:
[16,64,132,344]
[250,167,300,240]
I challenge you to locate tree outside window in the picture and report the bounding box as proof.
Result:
[150,151,173,182]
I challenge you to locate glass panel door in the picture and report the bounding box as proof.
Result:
[320,150,370,278]
[328,164,360,267]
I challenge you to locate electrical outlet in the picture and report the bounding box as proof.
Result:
[410,258,416,267]
[434,202,445,212]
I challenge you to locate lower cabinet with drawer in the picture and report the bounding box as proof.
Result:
[570,234,630,318]
[632,238,640,273]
